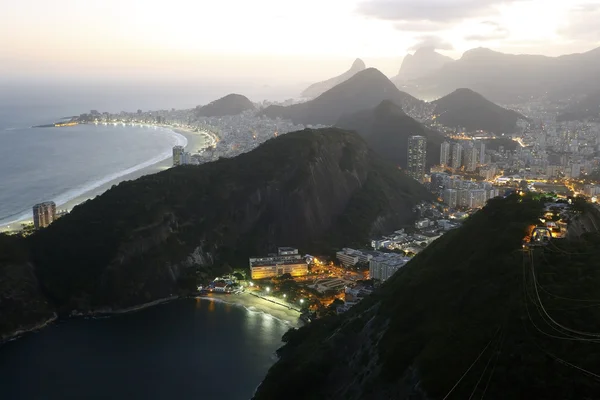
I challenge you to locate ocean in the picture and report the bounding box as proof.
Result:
[0,299,290,400]
[0,82,300,228]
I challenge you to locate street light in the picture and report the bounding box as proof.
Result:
[283,294,287,298]
[266,287,271,293]
[299,299,304,304]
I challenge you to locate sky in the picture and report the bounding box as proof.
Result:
[1,0,599,86]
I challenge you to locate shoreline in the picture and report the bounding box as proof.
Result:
[2,293,300,345]
[197,292,303,328]
[0,124,213,232]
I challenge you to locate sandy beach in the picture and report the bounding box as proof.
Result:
[0,126,211,232]
[197,292,303,328]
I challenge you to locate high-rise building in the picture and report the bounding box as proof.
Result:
[442,189,458,208]
[440,141,451,166]
[172,146,185,166]
[451,143,463,170]
[407,135,427,181]
[466,145,478,172]
[479,142,486,164]
[33,201,56,229]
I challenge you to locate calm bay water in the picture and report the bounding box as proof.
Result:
[0,299,289,400]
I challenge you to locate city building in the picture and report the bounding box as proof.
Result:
[479,142,486,164]
[443,188,458,208]
[249,247,308,280]
[172,146,185,166]
[336,248,373,267]
[451,143,463,170]
[465,145,478,172]
[440,141,451,166]
[33,201,56,229]
[369,253,410,282]
[407,135,427,181]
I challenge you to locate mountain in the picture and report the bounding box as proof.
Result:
[402,46,600,103]
[254,195,600,399]
[4,128,430,321]
[195,94,255,117]
[393,47,453,82]
[432,88,526,134]
[557,90,600,121]
[336,100,445,167]
[301,59,366,99]
[262,68,422,125]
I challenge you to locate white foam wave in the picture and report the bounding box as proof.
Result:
[0,127,187,227]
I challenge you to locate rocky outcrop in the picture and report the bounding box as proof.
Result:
[195,93,255,117]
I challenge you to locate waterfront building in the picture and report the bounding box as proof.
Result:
[407,135,427,181]
[451,143,463,170]
[33,201,56,229]
[249,247,308,280]
[172,145,185,166]
[440,141,451,166]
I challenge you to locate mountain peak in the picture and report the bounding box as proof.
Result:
[195,93,255,117]
[394,48,453,82]
[300,58,367,98]
[352,58,366,70]
[433,88,526,133]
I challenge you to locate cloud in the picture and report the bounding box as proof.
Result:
[357,0,515,22]
[465,21,509,41]
[393,20,450,32]
[558,4,600,41]
[408,35,454,51]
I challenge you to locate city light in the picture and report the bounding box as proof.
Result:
[283,294,287,298]
[249,282,254,287]
[266,287,271,293]
[299,299,304,304]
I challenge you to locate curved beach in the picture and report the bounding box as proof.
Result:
[0,126,210,232]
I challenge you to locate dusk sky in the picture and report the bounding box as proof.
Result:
[2,0,599,84]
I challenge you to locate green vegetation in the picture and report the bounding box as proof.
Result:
[4,128,428,319]
[255,195,600,399]
[433,88,526,134]
[0,234,54,339]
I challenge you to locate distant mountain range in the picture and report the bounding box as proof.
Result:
[301,59,366,99]
[398,46,600,103]
[195,94,255,117]
[432,88,526,134]
[393,47,453,82]
[262,68,422,126]
[557,90,600,121]
[336,100,445,167]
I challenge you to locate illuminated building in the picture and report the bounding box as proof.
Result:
[369,253,409,282]
[33,201,56,229]
[440,141,451,166]
[443,188,458,208]
[172,146,185,166]
[249,247,308,280]
[407,135,427,181]
[451,143,463,170]
[336,248,373,267]
[479,142,486,164]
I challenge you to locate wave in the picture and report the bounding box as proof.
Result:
[0,127,187,227]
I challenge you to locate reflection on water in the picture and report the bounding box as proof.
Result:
[0,299,289,400]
